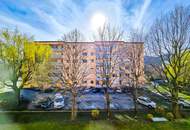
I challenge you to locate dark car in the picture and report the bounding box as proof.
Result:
[32,97,53,109]
[20,88,41,103]
[92,88,104,94]
[44,87,55,93]
[108,88,114,93]
[151,79,167,86]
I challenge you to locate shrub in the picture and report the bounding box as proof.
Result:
[166,112,174,121]
[155,106,165,116]
[147,114,153,121]
[0,100,8,107]
[91,109,100,120]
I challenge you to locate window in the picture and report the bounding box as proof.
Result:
[91,80,94,84]
[125,73,129,77]
[91,52,94,56]
[83,81,87,84]
[125,66,129,69]
[119,80,122,85]
[96,47,101,51]
[96,53,101,58]
[82,52,88,56]
[82,59,87,63]
[103,54,110,58]
[52,45,58,50]
[91,59,94,62]
[91,68,94,70]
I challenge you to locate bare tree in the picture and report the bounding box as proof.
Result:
[53,29,88,120]
[94,24,124,119]
[128,29,144,115]
[147,6,190,118]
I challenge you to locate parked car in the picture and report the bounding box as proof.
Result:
[83,88,92,94]
[108,88,114,93]
[44,87,55,93]
[32,97,53,109]
[137,96,156,108]
[91,88,104,94]
[54,93,64,109]
[54,93,62,98]
[116,89,122,93]
[162,92,171,100]
[151,79,167,86]
[178,99,190,108]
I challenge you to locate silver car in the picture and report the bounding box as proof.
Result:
[137,96,156,108]
[54,93,65,109]
[178,99,190,108]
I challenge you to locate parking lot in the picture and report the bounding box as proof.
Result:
[21,88,145,110]
[20,87,190,111]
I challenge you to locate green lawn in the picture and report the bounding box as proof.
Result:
[0,119,190,130]
[0,92,18,110]
[148,85,190,101]
[0,111,189,130]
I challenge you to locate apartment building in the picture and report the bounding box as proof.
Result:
[35,41,144,88]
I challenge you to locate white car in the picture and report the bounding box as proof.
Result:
[55,93,62,98]
[178,99,190,108]
[116,89,122,93]
[54,93,64,109]
[137,96,156,108]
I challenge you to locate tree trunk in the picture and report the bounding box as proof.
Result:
[71,89,77,121]
[105,87,111,119]
[172,99,181,118]
[133,87,138,115]
[13,80,20,106]
[171,88,181,118]
[18,89,21,105]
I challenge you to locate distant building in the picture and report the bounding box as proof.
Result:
[35,41,144,88]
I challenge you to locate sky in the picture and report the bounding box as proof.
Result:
[0,0,190,41]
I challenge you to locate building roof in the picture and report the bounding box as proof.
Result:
[34,41,143,44]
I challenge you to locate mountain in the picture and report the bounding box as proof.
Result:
[144,56,161,65]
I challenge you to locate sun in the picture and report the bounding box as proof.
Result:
[91,12,106,31]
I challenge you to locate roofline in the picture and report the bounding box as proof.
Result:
[124,42,144,44]
[34,41,144,44]
[35,41,64,42]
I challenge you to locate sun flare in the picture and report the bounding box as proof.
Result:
[91,12,106,31]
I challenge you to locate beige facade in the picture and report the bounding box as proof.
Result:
[35,41,144,88]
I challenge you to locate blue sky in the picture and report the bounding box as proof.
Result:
[0,0,190,41]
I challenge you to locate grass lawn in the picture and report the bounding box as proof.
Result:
[0,111,189,130]
[0,92,18,110]
[0,118,190,130]
[148,85,190,101]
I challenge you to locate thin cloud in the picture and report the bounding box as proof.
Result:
[0,0,190,40]
[0,14,53,40]
[134,0,151,28]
